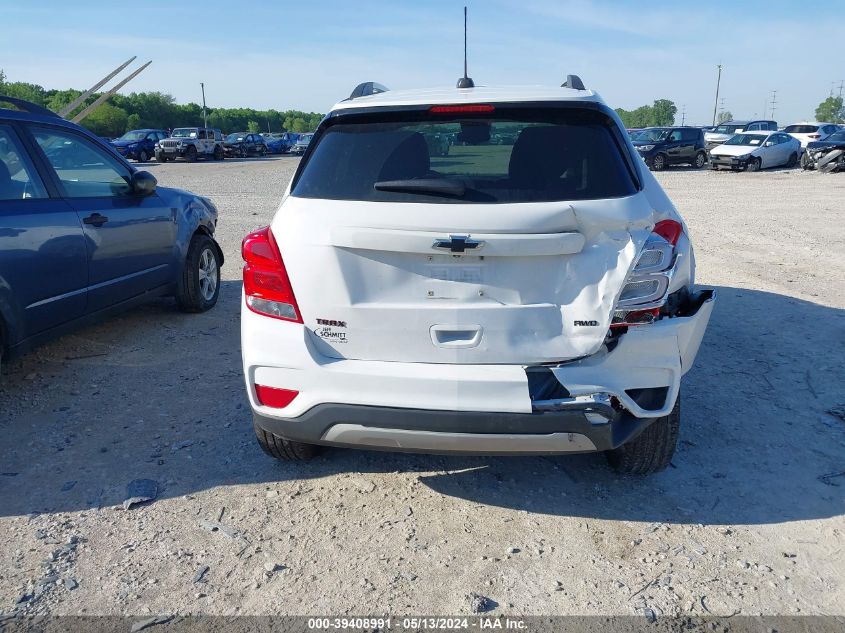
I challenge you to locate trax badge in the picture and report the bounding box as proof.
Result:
[316,318,347,328]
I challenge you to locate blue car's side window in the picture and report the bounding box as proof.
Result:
[31,126,133,198]
[0,125,48,201]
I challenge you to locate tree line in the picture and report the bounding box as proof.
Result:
[0,70,324,137]
[614,99,678,128]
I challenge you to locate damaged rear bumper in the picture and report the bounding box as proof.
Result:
[246,290,715,455]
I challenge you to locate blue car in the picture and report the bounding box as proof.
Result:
[110,128,167,162]
[264,132,299,154]
[0,96,223,370]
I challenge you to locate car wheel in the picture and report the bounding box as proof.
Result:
[746,157,761,172]
[157,154,168,163]
[258,145,267,156]
[650,153,667,171]
[786,152,798,168]
[185,145,198,163]
[694,151,707,168]
[176,234,221,313]
[800,153,813,170]
[213,145,224,161]
[254,421,321,461]
[137,149,149,163]
[606,395,680,474]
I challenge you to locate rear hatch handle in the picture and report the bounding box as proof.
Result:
[430,324,483,349]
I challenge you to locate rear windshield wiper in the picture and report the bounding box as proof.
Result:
[373,178,466,197]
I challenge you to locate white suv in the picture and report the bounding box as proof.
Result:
[241,79,715,474]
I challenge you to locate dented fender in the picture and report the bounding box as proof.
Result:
[550,289,715,418]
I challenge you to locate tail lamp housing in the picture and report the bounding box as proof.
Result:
[612,219,683,327]
[242,227,302,322]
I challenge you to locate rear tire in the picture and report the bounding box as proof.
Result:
[176,234,221,313]
[157,153,168,163]
[137,149,149,163]
[650,153,667,171]
[213,145,224,161]
[185,145,198,163]
[786,152,798,168]
[254,422,321,461]
[606,395,680,474]
[694,151,707,168]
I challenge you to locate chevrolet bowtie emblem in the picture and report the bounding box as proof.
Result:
[432,235,484,253]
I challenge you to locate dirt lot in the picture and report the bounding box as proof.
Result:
[1,157,843,618]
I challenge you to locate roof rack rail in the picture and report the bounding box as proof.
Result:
[0,95,61,118]
[346,82,389,100]
[561,75,586,91]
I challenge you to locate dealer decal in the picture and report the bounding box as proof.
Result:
[314,318,348,344]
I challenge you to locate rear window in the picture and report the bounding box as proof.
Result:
[291,108,638,203]
[784,125,819,133]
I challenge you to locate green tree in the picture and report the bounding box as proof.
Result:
[651,99,677,126]
[126,113,141,131]
[815,96,844,124]
[246,120,261,133]
[80,102,128,138]
[717,111,733,124]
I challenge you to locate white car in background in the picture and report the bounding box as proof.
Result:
[783,122,841,148]
[709,131,800,171]
[241,78,715,474]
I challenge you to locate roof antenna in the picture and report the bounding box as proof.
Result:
[456,6,475,89]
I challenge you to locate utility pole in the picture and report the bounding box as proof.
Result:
[200,83,208,129]
[769,89,777,120]
[680,104,686,126]
[712,64,722,127]
[838,81,844,99]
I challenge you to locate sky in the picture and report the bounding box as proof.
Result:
[1,0,842,125]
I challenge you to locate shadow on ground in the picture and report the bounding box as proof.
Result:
[0,283,843,525]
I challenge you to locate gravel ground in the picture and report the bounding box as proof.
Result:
[1,157,843,618]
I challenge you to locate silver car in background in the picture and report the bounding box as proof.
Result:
[709,131,801,172]
[704,119,778,150]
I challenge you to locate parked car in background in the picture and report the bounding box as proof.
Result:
[110,129,167,162]
[705,120,778,150]
[289,133,313,155]
[0,96,224,372]
[801,129,845,171]
[241,80,715,474]
[264,133,299,154]
[783,122,841,148]
[425,133,451,156]
[632,126,707,170]
[223,133,268,158]
[709,131,800,171]
[156,127,224,162]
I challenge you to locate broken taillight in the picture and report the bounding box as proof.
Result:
[242,227,302,323]
[613,220,684,326]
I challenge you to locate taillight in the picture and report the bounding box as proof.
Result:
[613,220,684,325]
[242,227,302,322]
[652,219,683,246]
[808,134,820,139]
[429,104,495,114]
[255,384,299,408]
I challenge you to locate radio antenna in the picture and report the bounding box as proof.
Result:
[456,6,475,88]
